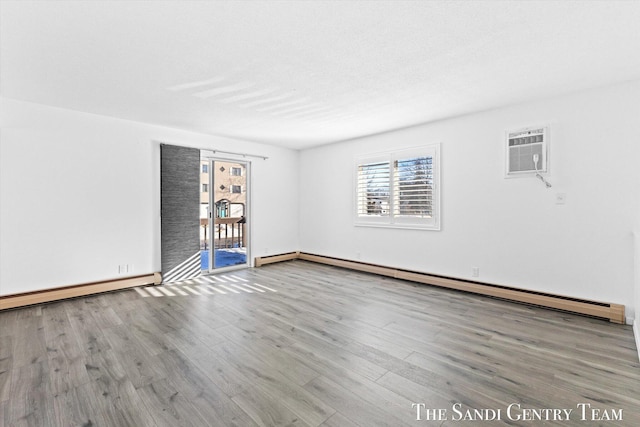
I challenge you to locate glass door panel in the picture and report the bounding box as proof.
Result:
[210,160,249,270]
[199,160,211,271]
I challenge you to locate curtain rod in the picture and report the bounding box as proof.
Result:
[159,142,269,160]
[202,148,268,160]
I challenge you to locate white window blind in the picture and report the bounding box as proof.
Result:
[393,156,433,218]
[355,145,440,230]
[357,160,390,217]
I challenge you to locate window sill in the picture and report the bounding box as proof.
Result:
[354,222,440,231]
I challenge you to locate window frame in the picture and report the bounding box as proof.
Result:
[354,144,440,230]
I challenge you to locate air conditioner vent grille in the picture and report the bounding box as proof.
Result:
[505,126,548,176]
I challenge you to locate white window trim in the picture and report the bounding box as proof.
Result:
[354,144,440,231]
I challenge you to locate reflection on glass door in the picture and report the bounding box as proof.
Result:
[199,156,249,271]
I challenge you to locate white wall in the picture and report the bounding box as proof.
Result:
[0,97,299,296]
[2,81,639,321]
[299,80,640,318]
[634,218,640,357]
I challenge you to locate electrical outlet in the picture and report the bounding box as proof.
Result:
[555,193,566,205]
[472,267,480,277]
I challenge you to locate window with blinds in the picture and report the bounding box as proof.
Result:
[357,160,390,217]
[355,145,440,230]
[393,157,433,218]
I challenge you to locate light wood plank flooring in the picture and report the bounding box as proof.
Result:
[1,260,639,426]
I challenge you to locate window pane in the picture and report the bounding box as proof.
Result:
[393,156,433,218]
[357,161,390,217]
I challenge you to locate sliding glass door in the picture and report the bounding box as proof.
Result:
[199,156,250,272]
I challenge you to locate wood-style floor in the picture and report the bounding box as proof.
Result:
[1,260,639,426]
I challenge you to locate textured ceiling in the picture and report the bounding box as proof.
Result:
[2,1,640,149]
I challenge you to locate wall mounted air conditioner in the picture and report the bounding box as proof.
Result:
[505,126,549,177]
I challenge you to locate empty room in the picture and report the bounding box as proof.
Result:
[1,1,639,426]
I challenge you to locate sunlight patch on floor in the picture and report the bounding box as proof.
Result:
[135,275,276,297]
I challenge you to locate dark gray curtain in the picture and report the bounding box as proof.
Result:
[160,144,201,282]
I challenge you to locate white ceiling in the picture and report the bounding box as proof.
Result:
[2,1,640,150]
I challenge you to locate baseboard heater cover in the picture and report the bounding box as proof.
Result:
[254,251,300,267]
[0,273,162,310]
[254,252,625,324]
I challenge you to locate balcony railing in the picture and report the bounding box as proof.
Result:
[200,217,245,250]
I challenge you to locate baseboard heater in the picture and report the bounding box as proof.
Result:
[254,252,625,324]
[0,273,162,310]
[254,251,301,267]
